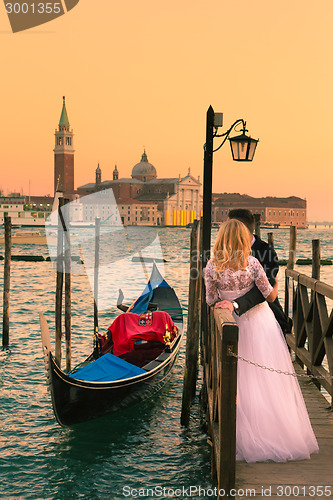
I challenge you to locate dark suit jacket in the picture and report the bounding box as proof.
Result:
[235,235,291,333]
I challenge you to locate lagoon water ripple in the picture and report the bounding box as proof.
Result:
[1,227,333,499]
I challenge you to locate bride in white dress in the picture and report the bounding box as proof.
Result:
[205,219,319,463]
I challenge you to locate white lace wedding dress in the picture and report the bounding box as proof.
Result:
[205,256,319,463]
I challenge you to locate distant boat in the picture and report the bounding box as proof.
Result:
[0,195,50,227]
[0,223,20,229]
[260,223,308,230]
[0,231,47,245]
[260,223,279,229]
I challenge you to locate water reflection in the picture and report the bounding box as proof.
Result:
[1,227,333,499]
[41,378,211,499]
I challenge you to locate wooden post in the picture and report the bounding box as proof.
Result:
[181,219,201,426]
[311,239,321,389]
[94,217,101,340]
[202,106,215,267]
[2,217,11,348]
[268,232,274,248]
[254,213,261,238]
[217,309,238,495]
[63,199,71,373]
[55,197,64,368]
[312,239,321,281]
[287,225,297,270]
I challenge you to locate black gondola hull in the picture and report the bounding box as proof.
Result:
[41,265,183,427]
[49,334,182,426]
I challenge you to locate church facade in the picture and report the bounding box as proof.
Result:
[77,151,203,226]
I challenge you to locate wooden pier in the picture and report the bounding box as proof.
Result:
[182,223,333,498]
[235,365,333,498]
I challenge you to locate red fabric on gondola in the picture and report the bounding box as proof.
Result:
[120,346,165,368]
[108,311,177,356]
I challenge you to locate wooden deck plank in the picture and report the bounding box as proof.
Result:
[234,364,333,499]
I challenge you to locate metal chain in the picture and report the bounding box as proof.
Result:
[228,349,333,381]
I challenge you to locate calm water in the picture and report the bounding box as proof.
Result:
[1,227,333,500]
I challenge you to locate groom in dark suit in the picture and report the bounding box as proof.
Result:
[227,209,291,333]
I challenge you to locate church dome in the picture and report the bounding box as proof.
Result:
[131,150,157,181]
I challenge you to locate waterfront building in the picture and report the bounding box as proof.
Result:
[77,151,203,226]
[68,192,162,226]
[118,200,162,226]
[0,194,52,226]
[212,193,307,228]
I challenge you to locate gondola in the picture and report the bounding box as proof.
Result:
[40,263,183,427]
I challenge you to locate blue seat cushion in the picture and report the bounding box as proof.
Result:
[68,353,146,382]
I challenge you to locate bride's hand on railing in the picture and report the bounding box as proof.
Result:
[215,300,234,312]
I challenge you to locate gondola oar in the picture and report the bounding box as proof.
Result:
[57,199,72,372]
[55,197,64,368]
[94,218,101,346]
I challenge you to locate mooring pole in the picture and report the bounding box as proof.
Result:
[94,217,101,341]
[254,213,261,238]
[311,238,321,389]
[267,232,274,249]
[287,225,297,270]
[312,239,321,281]
[55,197,64,368]
[181,219,201,426]
[63,199,71,373]
[284,225,297,317]
[2,216,11,348]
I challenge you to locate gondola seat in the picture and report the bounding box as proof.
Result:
[68,353,146,382]
[95,310,177,367]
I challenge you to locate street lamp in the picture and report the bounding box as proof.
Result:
[202,105,259,267]
[229,130,259,162]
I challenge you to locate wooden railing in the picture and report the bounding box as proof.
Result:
[285,270,333,403]
[181,220,239,495]
[200,268,333,493]
[201,306,239,495]
[182,223,333,498]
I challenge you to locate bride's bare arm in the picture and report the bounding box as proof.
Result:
[265,278,278,302]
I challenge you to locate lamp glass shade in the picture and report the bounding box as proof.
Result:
[229,133,259,161]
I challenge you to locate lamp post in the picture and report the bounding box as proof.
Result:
[202,105,259,267]
[198,106,258,479]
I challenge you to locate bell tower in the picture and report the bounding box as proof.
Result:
[96,164,101,185]
[54,96,75,195]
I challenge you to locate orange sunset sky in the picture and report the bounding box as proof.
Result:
[0,0,332,221]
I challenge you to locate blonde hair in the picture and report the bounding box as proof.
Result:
[212,219,252,272]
